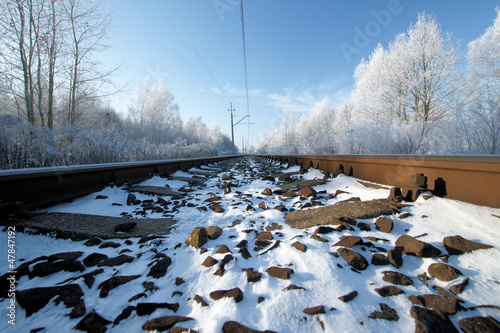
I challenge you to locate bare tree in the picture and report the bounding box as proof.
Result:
[61,0,114,125]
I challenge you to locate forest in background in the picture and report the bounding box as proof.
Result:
[1,3,499,171]
[0,0,233,170]
[258,11,500,155]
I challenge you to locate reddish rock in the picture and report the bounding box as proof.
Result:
[202,256,218,268]
[408,294,459,314]
[209,288,244,303]
[303,305,326,315]
[338,290,358,303]
[382,271,414,286]
[428,263,462,282]
[98,275,140,298]
[337,248,369,271]
[194,295,209,307]
[333,236,363,248]
[298,186,317,197]
[222,321,276,333]
[314,226,336,234]
[291,241,307,253]
[266,266,294,280]
[242,268,262,283]
[142,315,193,331]
[206,226,223,240]
[450,278,469,295]
[258,202,269,210]
[209,203,225,213]
[73,310,111,332]
[239,247,252,259]
[261,188,273,196]
[215,245,232,254]
[278,173,291,181]
[310,234,329,242]
[175,278,184,286]
[374,286,405,297]
[358,222,371,231]
[185,227,208,249]
[256,231,273,241]
[410,306,458,333]
[283,284,306,291]
[443,235,493,255]
[235,240,248,248]
[282,191,297,198]
[371,254,390,266]
[395,235,441,258]
[387,247,404,268]
[368,303,399,321]
[459,316,500,333]
[375,217,393,233]
[214,255,234,277]
[136,302,179,316]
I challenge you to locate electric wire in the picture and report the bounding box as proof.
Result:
[159,0,232,105]
[128,0,227,107]
[240,0,251,146]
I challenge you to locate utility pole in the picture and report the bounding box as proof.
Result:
[229,103,235,156]
[228,103,250,156]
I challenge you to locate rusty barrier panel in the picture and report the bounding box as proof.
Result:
[257,155,500,208]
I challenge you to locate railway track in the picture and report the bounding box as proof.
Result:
[1,154,499,218]
[1,156,499,332]
[0,156,236,217]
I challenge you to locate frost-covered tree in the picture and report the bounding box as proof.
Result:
[463,8,500,154]
[351,12,461,153]
[128,78,183,144]
[296,98,337,154]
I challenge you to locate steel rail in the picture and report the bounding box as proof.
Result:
[0,156,240,216]
[257,154,500,208]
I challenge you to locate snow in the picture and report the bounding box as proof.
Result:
[1,157,500,332]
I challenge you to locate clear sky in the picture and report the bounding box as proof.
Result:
[101,0,499,149]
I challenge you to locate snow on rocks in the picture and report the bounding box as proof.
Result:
[3,157,500,332]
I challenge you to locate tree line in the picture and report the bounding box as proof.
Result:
[259,10,500,155]
[0,0,233,170]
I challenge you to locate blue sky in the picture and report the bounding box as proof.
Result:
[101,0,499,148]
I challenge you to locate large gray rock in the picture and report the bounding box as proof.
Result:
[285,199,398,229]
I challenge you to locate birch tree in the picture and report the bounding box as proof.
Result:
[465,8,500,154]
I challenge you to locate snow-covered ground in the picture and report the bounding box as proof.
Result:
[1,157,499,332]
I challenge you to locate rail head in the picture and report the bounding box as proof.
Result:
[0,155,243,216]
[257,154,500,208]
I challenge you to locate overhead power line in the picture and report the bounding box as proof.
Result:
[159,0,232,104]
[240,0,251,145]
[128,0,228,107]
